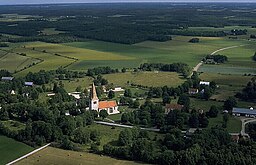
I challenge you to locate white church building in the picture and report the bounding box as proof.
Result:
[90,83,119,115]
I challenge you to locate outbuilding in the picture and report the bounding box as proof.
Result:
[232,107,256,118]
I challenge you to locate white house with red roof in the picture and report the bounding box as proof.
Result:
[89,83,119,115]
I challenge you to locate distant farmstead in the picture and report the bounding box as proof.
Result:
[232,107,256,118]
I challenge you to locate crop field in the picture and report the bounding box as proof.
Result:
[0,51,40,73]
[103,71,185,88]
[66,35,254,69]
[0,136,34,165]
[15,147,145,165]
[0,31,254,75]
[199,65,256,75]
[199,73,253,86]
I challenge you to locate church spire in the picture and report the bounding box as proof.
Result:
[91,83,98,100]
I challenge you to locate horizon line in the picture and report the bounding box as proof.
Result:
[1,1,256,6]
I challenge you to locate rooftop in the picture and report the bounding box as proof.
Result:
[233,107,256,115]
[1,77,14,81]
[165,103,184,111]
[99,101,117,109]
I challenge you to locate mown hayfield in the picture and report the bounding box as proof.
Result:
[25,42,133,61]
[199,73,253,86]
[0,52,40,73]
[199,65,256,75]
[15,147,145,165]
[0,135,34,165]
[12,45,75,76]
[103,71,185,88]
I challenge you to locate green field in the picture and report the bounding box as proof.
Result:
[16,147,145,165]
[0,50,40,73]
[0,136,34,165]
[103,71,185,88]
[0,31,254,76]
[46,77,94,92]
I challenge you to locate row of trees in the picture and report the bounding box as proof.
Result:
[203,54,228,63]
[139,63,191,77]
[236,77,256,101]
[103,126,256,165]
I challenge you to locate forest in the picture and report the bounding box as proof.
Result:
[0,3,256,44]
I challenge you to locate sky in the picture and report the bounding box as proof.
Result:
[0,0,255,5]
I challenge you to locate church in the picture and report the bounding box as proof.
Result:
[90,83,120,115]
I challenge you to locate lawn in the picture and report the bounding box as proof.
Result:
[208,115,242,133]
[103,71,185,88]
[16,147,145,165]
[46,77,94,92]
[0,135,34,165]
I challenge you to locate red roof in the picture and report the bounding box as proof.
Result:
[165,104,184,111]
[99,101,117,109]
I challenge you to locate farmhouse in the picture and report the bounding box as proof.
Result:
[188,88,199,95]
[25,82,33,86]
[1,77,14,81]
[165,103,184,114]
[90,83,119,115]
[232,107,256,118]
[68,92,81,100]
[200,81,210,86]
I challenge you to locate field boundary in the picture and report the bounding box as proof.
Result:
[6,143,51,165]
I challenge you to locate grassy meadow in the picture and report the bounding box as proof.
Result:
[0,135,34,165]
[103,71,185,88]
[15,147,146,165]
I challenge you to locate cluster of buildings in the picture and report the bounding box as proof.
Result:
[1,76,33,86]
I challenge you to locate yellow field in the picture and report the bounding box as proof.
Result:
[15,147,144,165]
[25,42,134,61]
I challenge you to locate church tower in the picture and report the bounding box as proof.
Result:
[89,83,99,111]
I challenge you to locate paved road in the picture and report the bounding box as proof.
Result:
[95,121,160,132]
[6,143,51,165]
[191,44,245,75]
[240,118,256,137]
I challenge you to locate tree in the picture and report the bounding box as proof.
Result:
[124,89,132,97]
[72,127,90,144]
[222,113,229,128]
[99,110,108,120]
[224,97,237,111]
[121,68,127,73]
[108,90,115,99]
[189,113,199,128]
[118,129,133,146]
[76,86,82,92]
[162,94,171,105]
[207,105,219,118]
[178,94,190,111]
